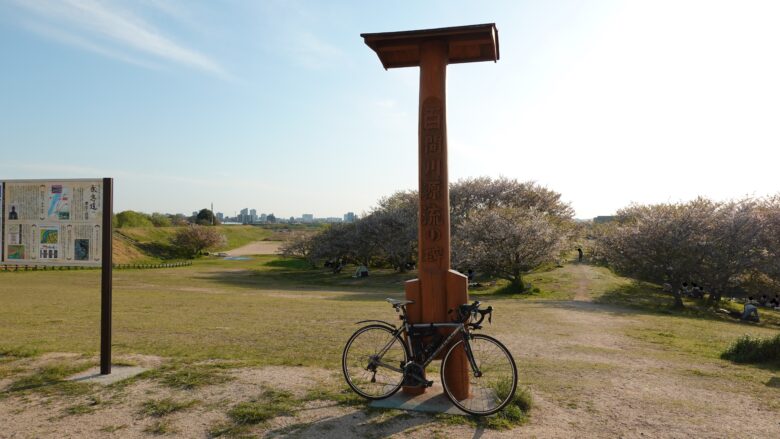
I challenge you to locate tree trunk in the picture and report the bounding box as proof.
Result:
[510,275,524,293]
[672,282,685,309]
[672,289,684,309]
[707,287,722,306]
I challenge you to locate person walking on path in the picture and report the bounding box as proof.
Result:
[577,247,584,262]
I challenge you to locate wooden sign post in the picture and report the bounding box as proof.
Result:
[361,24,499,399]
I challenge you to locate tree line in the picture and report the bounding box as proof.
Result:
[282,177,575,292]
[113,208,219,228]
[593,196,780,307]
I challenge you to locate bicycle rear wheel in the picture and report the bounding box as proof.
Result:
[441,334,517,415]
[342,325,408,400]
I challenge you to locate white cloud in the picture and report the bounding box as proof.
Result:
[11,0,231,79]
[22,20,163,70]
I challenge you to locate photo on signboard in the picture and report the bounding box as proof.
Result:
[7,245,25,260]
[8,205,18,220]
[40,228,58,244]
[74,239,89,261]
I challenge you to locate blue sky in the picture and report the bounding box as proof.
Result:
[1,0,779,219]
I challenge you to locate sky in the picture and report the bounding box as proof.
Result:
[1,0,779,219]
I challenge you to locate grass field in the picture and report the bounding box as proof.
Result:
[112,225,280,264]
[1,257,779,437]
[118,225,281,251]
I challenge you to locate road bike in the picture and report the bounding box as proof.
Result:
[342,298,517,415]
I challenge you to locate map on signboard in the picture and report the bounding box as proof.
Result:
[1,180,103,266]
[47,185,71,220]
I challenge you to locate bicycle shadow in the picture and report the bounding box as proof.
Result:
[263,405,436,438]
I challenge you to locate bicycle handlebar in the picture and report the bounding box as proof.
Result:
[450,301,493,327]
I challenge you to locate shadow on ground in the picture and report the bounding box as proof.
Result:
[265,405,437,438]
[200,258,415,299]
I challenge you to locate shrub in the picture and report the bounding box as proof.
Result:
[171,226,226,258]
[115,210,153,228]
[721,334,780,364]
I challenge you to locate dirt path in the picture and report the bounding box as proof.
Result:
[225,241,281,256]
[571,262,591,301]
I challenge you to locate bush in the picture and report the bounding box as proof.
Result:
[115,210,153,228]
[171,226,226,258]
[721,334,780,364]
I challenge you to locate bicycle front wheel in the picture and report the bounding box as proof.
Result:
[441,334,518,415]
[342,325,408,400]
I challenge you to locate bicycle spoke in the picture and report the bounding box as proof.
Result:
[441,334,517,415]
[342,325,407,399]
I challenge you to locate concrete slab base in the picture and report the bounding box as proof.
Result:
[369,381,466,415]
[67,366,147,385]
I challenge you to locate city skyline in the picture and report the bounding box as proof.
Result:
[202,207,357,224]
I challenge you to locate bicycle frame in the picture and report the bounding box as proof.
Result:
[371,320,480,376]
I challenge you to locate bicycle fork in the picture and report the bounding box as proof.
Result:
[461,334,483,378]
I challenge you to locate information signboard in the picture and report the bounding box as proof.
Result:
[1,179,103,266]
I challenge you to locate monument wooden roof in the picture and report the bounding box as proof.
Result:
[360,23,499,69]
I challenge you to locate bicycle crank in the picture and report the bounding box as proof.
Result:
[402,362,433,388]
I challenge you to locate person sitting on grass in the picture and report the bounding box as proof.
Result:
[741,297,760,322]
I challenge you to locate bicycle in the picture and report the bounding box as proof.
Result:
[342,298,517,415]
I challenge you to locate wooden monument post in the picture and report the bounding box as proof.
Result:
[361,24,499,399]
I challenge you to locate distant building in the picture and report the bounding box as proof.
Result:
[344,212,356,223]
[302,214,314,223]
[250,209,257,223]
[239,208,250,224]
[216,212,224,221]
[260,213,267,222]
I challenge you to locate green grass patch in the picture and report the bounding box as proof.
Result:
[721,334,780,366]
[117,225,275,260]
[304,384,365,407]
[98,424,127,433]
[65,397,100,416]
[6,362,93,394]
[228,389,296,424]
[144,419,177,435]
[141,364,235,390]
[470,263,631,301]
[0,345,39,359]
[209,388,298,437]
[484,386,533,430]
[434,383,533,430]
[141,397,199,417]
[207,422,250,438]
